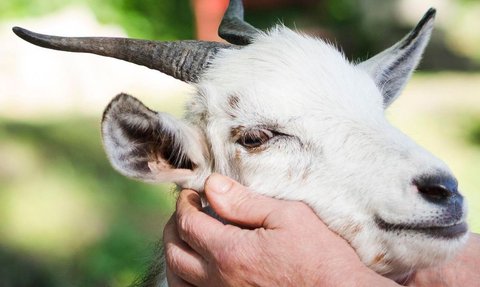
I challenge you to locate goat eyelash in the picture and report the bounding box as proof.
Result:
[236,128,290,150]
[238,129,273,148]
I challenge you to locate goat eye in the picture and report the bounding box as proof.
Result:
[238,129,274,148]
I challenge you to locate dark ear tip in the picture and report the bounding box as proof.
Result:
[410,8,436,37]
[112,93,135,103]
[420,8,436,26]
[425,8,437,19]
[102,93,154,123]
[108,93,136,110]
[102,93,134,122]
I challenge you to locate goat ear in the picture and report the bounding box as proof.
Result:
[358,9,436,108]
[101,94,207,187]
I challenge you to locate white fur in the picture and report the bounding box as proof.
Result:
[102,26,468,284]
[185,27,468,280]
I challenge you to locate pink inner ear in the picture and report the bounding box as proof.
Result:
[148,158,172,171]
[147,160,195,184]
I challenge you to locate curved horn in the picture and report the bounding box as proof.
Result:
[12,27,232,82]
[218,0,260,45]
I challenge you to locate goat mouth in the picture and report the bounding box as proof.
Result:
[374,216,468,239]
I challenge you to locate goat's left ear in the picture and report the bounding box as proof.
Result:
[101,94,208,189]
[358,9,436,108]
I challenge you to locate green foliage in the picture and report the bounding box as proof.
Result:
[89,0,194,39]
[465,118,480,147]
[324,0,358,23]
[0,118,174,286]
[0,0,194,40]
[0,0,72,19]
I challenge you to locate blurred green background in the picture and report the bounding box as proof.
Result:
[1,0,479,286]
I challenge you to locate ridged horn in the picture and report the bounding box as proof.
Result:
[12,27,232,82]
[218,0,260,45]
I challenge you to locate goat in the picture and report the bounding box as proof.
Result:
[13,0,468,285]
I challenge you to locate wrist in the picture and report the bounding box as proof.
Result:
[342,265,400,287]
[303,248,399,287]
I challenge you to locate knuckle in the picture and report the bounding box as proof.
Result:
[176,192,186,210]
[164,243,180,270]
[163,215,176,239]
[176,212,187,230]
[176,213,194,241]
[176,189,199,210]
[176,191,188,210]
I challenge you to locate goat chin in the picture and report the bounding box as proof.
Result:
[349,222,469,281]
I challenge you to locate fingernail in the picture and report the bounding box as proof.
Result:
[207,174,233,194]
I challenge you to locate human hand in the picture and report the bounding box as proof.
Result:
[163,174,398,287]
[406,233,480,287]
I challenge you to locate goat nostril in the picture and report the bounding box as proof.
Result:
[418,184,452,200]
[414,175,458,204]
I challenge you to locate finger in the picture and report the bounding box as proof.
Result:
[204,173,286,228]
[163,216,209,285]
[175,189,232,257]
[166,265,195,287]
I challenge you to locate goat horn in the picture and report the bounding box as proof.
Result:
[12,27,232,82]
[218,0,260,45]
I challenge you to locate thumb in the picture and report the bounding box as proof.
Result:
[204,173,283,228]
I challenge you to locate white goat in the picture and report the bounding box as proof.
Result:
[13,0,468,285]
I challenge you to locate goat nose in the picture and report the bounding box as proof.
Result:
[414,175,458,204]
